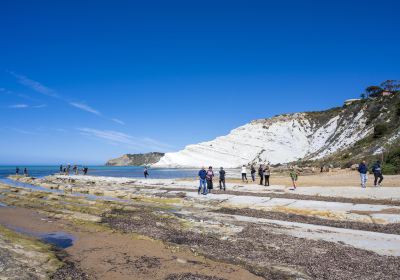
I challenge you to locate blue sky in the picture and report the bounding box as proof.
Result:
[0,0,399,164]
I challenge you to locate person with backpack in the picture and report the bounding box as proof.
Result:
[241,165,248,183]
[258,164,264,185]
[198,167,207,195]
[206,166,214,193]
[372,160,384,187]
[289,168,298,190]
[219,167,226,191]
[358,160,368,188]
[264,165,271,186]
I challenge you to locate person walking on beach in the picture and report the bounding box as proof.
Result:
[219,167,226,191]
[250,165,256,182]
[358,160,368,188]
[83,167,88,175]
[289,169,298,190]
[258,164,264,185]
[372,160,384,187]
[264,165,271,186]
[241,165,248,183]
[59,165,63,173]
[206,166,214,194]
[144,167,149,178]
[198,167,207,195]
[73,165,78,175]
[23,168,28,177]
[16,167,20,175]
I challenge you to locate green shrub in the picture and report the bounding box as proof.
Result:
[373,124,388,138]
[396,101,400,117]
[366,108,381,125]
[382,163,397,175]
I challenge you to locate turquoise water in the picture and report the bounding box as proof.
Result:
[0,165,198,179]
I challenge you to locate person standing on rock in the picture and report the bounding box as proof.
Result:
[73,165,78,175]
[250,165,256,182]
[144,167,149,178]
[59,165,63,173]
[358,160,368,188]
[264,165,271,186]
[206,166,214,194]
[16,167,20,175]
[198,167,207,195]
[372,160,384,187]
[258,164,264,185]
[241,165,248,183]
[23,168,28,177]
[289,169,298,190]
[219,167,226,191]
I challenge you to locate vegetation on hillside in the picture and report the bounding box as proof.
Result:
[303,81,400,174]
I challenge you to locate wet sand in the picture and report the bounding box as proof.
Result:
[0,207,261,280]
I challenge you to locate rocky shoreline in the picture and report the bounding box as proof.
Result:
[0,175,399,279]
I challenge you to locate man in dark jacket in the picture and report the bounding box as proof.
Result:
[258,165,264,185]
[372,160,384,187]
[358,160,368,188]
[219,167,226,191]
[198,167,207,195]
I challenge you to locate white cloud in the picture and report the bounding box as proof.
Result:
[69,102,101,116]
[32,104,47,108]
[8,104,46,109]
[112,118,125,125]
[9,104,29,108]
[11,128,36,135]
[9,72,58,97]
[77,128,170,151]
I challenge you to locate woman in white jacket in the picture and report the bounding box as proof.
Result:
[241,165,248,183]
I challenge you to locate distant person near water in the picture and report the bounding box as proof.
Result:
[16,167,20,175]
[198,167,207,195]
[23,168,28,176]
[144,167,149,178]
[206,166,214,193]
[372,160,384,187]
[241,165,248,183]
[73,165,78,175]
[289,169,298,190]
[258,164,264,185]
[264,165,271,186]
[83,167,88,175]
[59,165,63,173]
[358,160,368,188]
[219,167,226,191]
[250,165,256,182]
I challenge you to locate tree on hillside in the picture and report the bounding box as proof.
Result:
[380,80,400,92]
[365,85,383,97]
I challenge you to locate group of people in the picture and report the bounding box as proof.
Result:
[242,164,272,186]
[15,167,28,176]
[358,160,384,188]
[60,164,89,176]
[198,166,226,195]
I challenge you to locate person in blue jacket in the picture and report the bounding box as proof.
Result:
[371,160,384,187]
[358,160,368,188]
[198,167,208,195]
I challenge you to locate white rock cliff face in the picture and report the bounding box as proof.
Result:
[154,110,370,168]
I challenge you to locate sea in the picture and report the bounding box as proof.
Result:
[0,165,199,179]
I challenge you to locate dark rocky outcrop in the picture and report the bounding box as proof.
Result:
[105,152,165,166]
